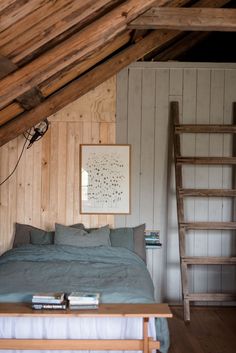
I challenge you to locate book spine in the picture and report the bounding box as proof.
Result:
[69,305,98,310]
[69,300,99,305]
[32,299,64,304]
[32,304,67,310]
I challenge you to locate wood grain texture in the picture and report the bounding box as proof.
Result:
[0,77,116,254]
[0,0,157,110]
[116,62,236,304]
[0,29,177,146]
[129,8,236,31]
[168,306,236,353]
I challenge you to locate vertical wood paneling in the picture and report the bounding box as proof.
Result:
[40,127,51,229]
[222,70,236,301]
[116,62,236,303]
[126,68,142,226]
[154,68,170,302]
[57,122,67,224]
[7,139,17,246]
[167,68,183,303]
[116,68,129,227]
[0,143,9,250]
[32,139,42,227]
[208,69,225,302]
[140,68,156,227]
[16,137,26,224]
[49,122,58,223]
[0,77,116,254]
[194,69,211,298]
[182,68,197,296]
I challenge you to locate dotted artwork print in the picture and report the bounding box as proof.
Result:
[81,146,130,213]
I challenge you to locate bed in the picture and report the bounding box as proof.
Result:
[0,223,170,353]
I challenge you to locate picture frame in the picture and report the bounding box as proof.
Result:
[80,144,131,214]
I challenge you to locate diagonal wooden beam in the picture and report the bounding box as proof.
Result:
[129,7,236,31]
[0,0,125,65]
[0,0,167,110]
[0,30,131,126]
[0,29,178,146]
[137,0,231,60]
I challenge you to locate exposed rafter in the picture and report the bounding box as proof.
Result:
[129,7,236,31]
[0,0,161,110]
[0,29,178,146]
[0,0,233,146]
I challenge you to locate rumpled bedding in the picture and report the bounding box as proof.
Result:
[0,244,169,352]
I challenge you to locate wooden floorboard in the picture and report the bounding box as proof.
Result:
[168,306,236,353]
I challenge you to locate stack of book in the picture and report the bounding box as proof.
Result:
[67,292,100,310]
[145,231,162,249]
[32,292,67,310]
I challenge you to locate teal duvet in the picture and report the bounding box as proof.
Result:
[0,244,169,352]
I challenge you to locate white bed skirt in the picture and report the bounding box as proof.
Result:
[0,316,156,353]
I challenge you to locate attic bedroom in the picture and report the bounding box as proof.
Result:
[0,1,236,353]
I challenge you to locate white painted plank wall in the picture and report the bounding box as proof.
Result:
[116,62,236,303]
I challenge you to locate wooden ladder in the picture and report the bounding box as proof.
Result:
[171,101,236,321]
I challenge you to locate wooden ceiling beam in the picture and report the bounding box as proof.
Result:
[0,103,23,127]
[0,0,160,110]
[129,7,236,31]
[0,30,131,125]
[0,0,125,64]
[136,0,231,60]
[40,31,131,97]
[0,0,47,33]
[0,28,178,146]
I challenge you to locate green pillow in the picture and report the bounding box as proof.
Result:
[110,224,146,262]
[110,228,134,251]
[54,223,111,247]
[30,229,54,245]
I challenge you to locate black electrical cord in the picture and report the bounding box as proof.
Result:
[0,120,49,187]
[0,131,30,187]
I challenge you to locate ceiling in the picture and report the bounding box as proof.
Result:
[0,0,234,146]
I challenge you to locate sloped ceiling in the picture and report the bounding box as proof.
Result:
[0,0,234,146]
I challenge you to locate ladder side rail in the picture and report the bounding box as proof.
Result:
[171,101,189,320]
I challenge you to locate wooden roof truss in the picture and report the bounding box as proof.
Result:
[0,0,233,146]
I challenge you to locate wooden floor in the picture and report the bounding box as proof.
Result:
[168,306,236,353]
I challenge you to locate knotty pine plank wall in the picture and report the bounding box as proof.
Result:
[0,77,116,254]
[116,62,236,303]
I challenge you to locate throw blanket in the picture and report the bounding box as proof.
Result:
[0,244,169,352]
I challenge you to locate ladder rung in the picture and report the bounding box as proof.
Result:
[179,188,236,197]
[182,256,236,265]
[175,124,236,134]
[177,157,236,165]
[180,222,236,230]
[185,293,236,301]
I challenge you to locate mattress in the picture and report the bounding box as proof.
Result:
[0,244,169,353]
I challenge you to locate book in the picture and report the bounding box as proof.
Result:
[32,301,67,310]
[67,292,100,304]
[32,292,65,304]
[69,304,98,310]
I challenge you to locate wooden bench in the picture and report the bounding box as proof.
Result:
[0,303,172,352]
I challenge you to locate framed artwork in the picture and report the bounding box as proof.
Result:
[80,144,131,214]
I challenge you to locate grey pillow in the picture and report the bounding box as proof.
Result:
[110,224,146,262]
[110,228,134,251]
[133,224,146,262]
[13,223,49,247]
[54,223,111,247]
[13,222,85,247]
[30,229,54,245]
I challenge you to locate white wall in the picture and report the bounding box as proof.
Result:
[116,62,236,303]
